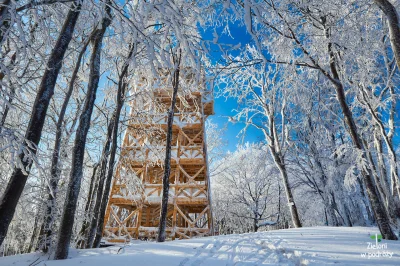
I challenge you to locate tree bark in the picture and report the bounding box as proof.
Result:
[253,218,259,232]
[364,140,388,208]
[271,152,302,228]
[37,35,90,253]
[92,44,135,248]
[266,114,302,228]
[333,78,396,239]
[0,52,16,130]
[0,0,11,46]
[0,1,82,247]
[76,163,99,249]
[27,208,41,253]
[359,86,400,201]
[374,135,400,220]
[306,118,338,226]
[85,115,115,248]
[374,0,400,70]
[374,135,391,201]
[324,25,397,239]
[157,53,181,242]
[54,6,111,259]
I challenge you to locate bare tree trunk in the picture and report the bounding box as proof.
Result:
[271,153,302,228]
[334,79,397,237]
[92,44,135,248]
[0,84,14,129]
[76,163,99,249]
[157,52,181,242]
[0,0,11,46]
[334,78,396,239]
[38,36,90,253]
[276,178,281,226]
[329,193,345,226]
[0,52,16,130]
[307,118,338,226]
[374,135,391,200]
[364,140,388,210]
[330,134,350,226]
[324,24,397,239]
[375,135,400,221]
[342,203,353,227]
[27,208,41,253]
[374,0,400,70]
[266,114,301,228]
[387,85,400,199]
[85,115,115,248]
[0,2,82,247]
[253,218,259,232]
[54,6,111,259]
[360,86,400,201]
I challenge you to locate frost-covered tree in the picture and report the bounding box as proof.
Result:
[213,0,398,240]
[212,144,280,233]
[217,58,302,228]
[0,0,83,247]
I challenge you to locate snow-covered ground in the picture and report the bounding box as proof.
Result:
[1,227,399,265]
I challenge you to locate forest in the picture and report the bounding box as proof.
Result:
[0,0,400,262]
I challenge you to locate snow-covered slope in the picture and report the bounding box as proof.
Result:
[1,227,399,265]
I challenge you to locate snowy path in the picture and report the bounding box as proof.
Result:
[1,227,399,265]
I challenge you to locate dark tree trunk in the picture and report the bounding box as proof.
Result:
[0,0,11,45]
[253,218,259,232]
[85,115,115,248]
[276,178,281,226]
[0,2,82,247]
[157,53,181,242]
[76,163,99,249]
[0,84,14,129]
[92,44,135,248]
[375,136,400,220]
[0,52,16,130]
[375,136,391,200]
[333,78,396,239]
[334,71,396,239]
[333,75,396,239]
[324,25,397,239]
[54,6,111,259]
[37,35,90,253]
[27,208,41,253]
[343,203,353,227]
[364,140,389,214]
[306,118,338,226]
[374,0,400,70]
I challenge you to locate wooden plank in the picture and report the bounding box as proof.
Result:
[175,205,193,227]
[103,87,213,241]
[172,203,177,240]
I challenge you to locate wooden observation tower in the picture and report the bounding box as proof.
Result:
[102,73,214,242]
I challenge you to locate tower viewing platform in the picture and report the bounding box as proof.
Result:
[102,73,214,242]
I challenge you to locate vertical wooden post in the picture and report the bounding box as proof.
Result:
[136,207,142,239]
[172,202,177,240]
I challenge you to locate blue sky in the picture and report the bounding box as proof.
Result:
[201,21,400,153]
[201,22,265,153]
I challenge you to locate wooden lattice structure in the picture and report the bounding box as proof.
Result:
[102,76,214,242]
